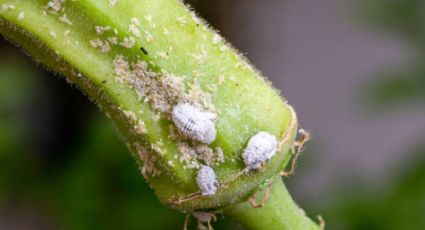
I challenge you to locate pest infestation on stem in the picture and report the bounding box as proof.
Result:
[171,103,282,197]
[0,0,322,229]
[1,0,292,200]
[169,104,300,208]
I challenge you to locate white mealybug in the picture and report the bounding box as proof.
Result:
[196,165,217,195]
[242,132,277,170]
[172,103,216,144]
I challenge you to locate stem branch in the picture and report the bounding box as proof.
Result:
[225,177,320,230]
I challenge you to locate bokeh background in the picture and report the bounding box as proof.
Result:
[1,0,424,229]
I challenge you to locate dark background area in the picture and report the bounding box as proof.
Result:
[0,0,424,229]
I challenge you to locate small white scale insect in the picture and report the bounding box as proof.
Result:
[172,103,216,144]
[242,131,277,170]
[196,165,217,195]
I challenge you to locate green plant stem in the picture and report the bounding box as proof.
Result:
[225,177,321,230]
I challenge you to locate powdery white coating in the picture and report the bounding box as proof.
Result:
[172,103,216,144]
[242,132,277,170]
[196,165,217,196]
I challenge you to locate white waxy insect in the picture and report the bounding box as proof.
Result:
[172,103,216,144]
[242,132,277,170]
[196,165,217,196]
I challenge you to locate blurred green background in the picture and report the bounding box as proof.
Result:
[0,0,424,229]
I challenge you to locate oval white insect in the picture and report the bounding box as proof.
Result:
[196,165,217,196]
[172,103,216,144]
[242,131,277,170]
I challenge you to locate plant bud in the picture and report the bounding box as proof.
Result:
[0,0,299,213]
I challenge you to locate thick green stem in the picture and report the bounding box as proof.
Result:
[225,177,320,230]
